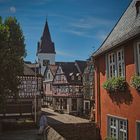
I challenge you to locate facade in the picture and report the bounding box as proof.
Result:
[1,63,42,117]
[43,65,58,108]
[93,0,140,140]
[37,20,56,75]
[52,61,86,114]
[18,63,42,114]
[83,57,95,119]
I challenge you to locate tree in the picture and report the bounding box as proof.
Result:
[0,16,26,110]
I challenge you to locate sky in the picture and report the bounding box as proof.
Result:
[0,0,132,62]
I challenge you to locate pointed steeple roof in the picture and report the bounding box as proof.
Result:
[38,20,56,54]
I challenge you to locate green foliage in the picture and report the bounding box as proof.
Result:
[131,75,140,90]
[103,77,127,93]
[0,16,26,110]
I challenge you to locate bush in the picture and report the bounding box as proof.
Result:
[131,75,140,91]
[103,77,127,93]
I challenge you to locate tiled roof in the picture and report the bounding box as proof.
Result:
[93,0,140,57]
[37,20,56,54]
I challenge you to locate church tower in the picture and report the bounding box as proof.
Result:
[37,20,56,75]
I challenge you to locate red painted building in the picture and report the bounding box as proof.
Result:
[93,0,140,140]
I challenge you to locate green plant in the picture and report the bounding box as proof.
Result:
[131,75,140,91]
[103,77,127,93]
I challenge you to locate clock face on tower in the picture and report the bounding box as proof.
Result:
[43,59,50,66]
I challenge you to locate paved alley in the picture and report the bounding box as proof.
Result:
[42,108,89,124]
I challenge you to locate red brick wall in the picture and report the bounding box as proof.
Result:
[95,39,140,140]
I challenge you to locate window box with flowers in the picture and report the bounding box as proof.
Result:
[103,77,127,93]
[131,75,140,91]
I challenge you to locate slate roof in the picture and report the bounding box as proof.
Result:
[93,0,140,57]
[55,62,83,85]
[23,64,35,76]
[75,60,87,74]
[25,62,40,74]
[37,20,56,54]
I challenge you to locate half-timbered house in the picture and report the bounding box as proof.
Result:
[0,63,43,118]
[83,57,95,119]
[43,65,58,108]
[52,61,86,114]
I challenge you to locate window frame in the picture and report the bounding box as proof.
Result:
[107,115,128,140]
[107,48,125,78]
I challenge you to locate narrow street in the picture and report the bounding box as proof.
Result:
[0,108,97,140]
[42,108,89,124]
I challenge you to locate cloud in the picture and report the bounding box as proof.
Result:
[63,29,94,38]
[69,16,114,30]
[10,6,16,13]
[56,50,76,57]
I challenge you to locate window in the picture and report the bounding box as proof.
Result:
[63,99,67,110]
[72,99,77,111]
[48,73,51,80]
[78,76,81,81]
[136,42,140,75]
[117,49,124,77]
[107,49,125,78]
[136,121,140,140]
[108,116,127,140]
[43,59,50,66]
[108,52,116,77]
[71,75,74,80]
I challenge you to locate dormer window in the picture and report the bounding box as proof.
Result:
[78,76,81,81]
[136,1,140,16]
[71,75,74,80]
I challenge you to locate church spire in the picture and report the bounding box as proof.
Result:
[38,20,56,54]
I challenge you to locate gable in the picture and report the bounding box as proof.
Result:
[56,66,64,74]
[44,68,54,82]
[94,0,140,57]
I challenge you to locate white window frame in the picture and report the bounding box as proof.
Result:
[107,49,125,78]
[108,52,116,78]
[117,49,125,77]
[107,115,127,140]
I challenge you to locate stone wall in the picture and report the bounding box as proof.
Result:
[46,127,66,140]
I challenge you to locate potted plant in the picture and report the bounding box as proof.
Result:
[103,77,127,93]
[131,75,140,91]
